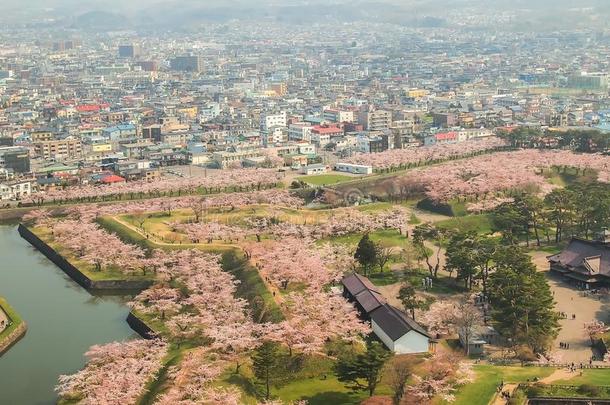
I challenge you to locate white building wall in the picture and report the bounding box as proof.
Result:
[371,320,395,352]
[393,331,429,354]
[372,320,429,354]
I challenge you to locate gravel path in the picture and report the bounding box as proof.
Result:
[529,251,608,364]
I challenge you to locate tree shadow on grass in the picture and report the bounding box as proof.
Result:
[225,373,261,399]
[301,391,363,405]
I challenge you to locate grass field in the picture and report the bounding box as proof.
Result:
[297,174,353,186]
[553,369,610,386]
[217,353,392,405]
[435,214,492,235]
[446,365,554,405]
[449,366,610,405]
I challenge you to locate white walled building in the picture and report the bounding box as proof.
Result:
[323,108,355,123]
[260,111,287,132]
[342,273,432,354]
[288,122,313,142]
[371,304,431,354]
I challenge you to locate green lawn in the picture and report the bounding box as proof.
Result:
[541,167,598,187]
[275,376,390,405]
[448,365,554,405]
[553,369,610,386]
[525,384,610,399]
[297,174,353,186]
[448,200,468,217]
[355,202,394,213]
[368,271,403,286]
[435,214,492,235]
[217,355,392,405]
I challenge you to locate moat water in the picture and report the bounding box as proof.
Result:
[0,225,137,404]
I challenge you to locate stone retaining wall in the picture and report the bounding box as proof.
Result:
[0,322,27,357]
[126,312,158,340]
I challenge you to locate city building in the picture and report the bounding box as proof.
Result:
[118,44,141,58]
[34,139,82,160]
[170,55,203,72]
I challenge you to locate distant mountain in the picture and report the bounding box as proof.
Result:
[71,11,131,30]
[2,0,610,30]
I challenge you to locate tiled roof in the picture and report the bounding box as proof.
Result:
[549,238,610,276]
[370,304,430,340]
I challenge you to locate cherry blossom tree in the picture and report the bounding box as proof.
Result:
[346,137,507,170]
[405,352,474,404]
[56,339,167,404]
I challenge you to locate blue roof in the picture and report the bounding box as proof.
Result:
[103,124,135,133]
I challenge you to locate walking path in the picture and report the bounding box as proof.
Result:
[528,251,606,363]
[490,383,518,405]
[540,368,578,384]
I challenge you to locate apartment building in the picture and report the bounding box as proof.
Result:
[260,111,287,131]
[323,109,355,123]
[34,139,82,160]
[359,109,392,131]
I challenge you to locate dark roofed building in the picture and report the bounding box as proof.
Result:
[342,273,386,315]
[548,237,610,288]
[341,273,432,354]
[342,272,379,297]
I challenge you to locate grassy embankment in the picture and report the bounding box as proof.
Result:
[30,225,156,282]
[0,297,25,348]
[97,215,283,324]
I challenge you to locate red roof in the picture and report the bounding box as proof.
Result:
[76,103,110,113]
[100,175,125,184]
[312,125,343,135]
[435,131,458,140]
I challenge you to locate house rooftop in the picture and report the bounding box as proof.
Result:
[548,238,610,277]
[342,273,380,297]
[370,303,430,340]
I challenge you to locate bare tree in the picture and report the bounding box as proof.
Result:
[375,244,395,272]
[453,300,483,355]
[388,357,415,404]
[189,197,206,223]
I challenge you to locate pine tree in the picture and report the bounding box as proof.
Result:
[354,233,377,276]
[488,248,559,353]
[397,282,429,320]
[335,340,392,397]
[251,341,284,400]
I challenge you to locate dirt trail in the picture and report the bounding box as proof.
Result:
[540,368,578,384]
[490,383,518,405]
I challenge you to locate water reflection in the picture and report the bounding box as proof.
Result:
[0,225,138,404]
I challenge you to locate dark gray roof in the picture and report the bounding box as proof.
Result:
[342,273,380,296]
[370,304,430,341]
[353,289,386,313]
[549,239,610,277]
